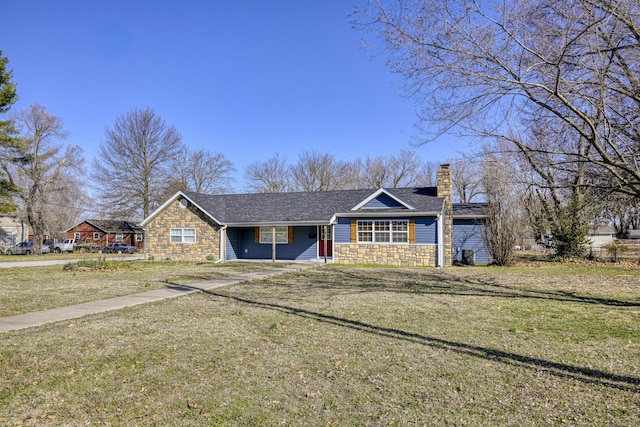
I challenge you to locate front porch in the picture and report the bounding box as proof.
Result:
[224,225,333,262]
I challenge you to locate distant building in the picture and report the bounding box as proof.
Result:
[0,215,28,248]
[588,225,615,248]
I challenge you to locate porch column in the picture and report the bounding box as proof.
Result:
[272,226,276,262]
[323,225,328,263]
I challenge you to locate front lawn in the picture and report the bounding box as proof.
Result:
[1,263,639,425]
[0,261,288,316]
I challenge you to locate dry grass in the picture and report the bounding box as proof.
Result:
[1,262,639,425]
[0,260,287,316]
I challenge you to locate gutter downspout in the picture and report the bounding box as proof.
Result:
[437,213,444,268]
[216,225,227,263]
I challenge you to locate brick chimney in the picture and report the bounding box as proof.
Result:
[437,164,453,266]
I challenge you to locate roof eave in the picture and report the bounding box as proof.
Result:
[225,220,332,227]
[140,191,223,227]
[453,215,487,220]
[334,211,442,218]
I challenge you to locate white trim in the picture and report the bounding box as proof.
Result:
[356,219,409,244]
[140,191,223,227]
[350,189,416,211]
[218,225,227,263]
[437,213,444,268]
[170,227,196,244]
[334,211,440,218]
[225,220,330,227]
[259,226,288,244]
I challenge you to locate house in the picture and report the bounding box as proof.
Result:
[587,225,616,248]
[65,219,144,249]
[0,215,28,248]
[141,165,490,267]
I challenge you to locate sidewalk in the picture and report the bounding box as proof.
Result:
[0,263,316,333]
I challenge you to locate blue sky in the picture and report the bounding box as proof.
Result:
[2,1,465,191]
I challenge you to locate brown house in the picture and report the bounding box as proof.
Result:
[65,220,144,249]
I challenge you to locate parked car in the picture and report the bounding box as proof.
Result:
[54,238,76,253]
[6,241,51,255]
[54,238,102,253]
[103,242,138,254]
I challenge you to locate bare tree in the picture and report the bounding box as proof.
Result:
[480,154,523,266]
[357,149,422,188]
[291,150,356,191]
[170,147,235,194]
[450,159,483,203]
[91,107,183,219]
[42,173,89,238]
[414,161,439,187]
[0,104,81,254]
[357,0,640,198]
[600,193,640,239]
[245,153,292,193]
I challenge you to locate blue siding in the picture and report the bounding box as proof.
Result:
[334,216,438,244]
[226,229,240,260]
[363,194,405,209]
[334,217,352,243]
[227,226,317,260]
[415,217,437,244]
[453,219,490,264]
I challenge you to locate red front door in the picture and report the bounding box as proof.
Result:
[319,226,332,257]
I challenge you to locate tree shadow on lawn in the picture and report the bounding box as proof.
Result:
[199,287,640,393]
[296,268,640,308]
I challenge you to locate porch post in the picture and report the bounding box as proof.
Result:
[272,226,276,262]
[323,225,328,263]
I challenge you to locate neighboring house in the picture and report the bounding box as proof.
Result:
[627,230,640,241]
[587,225,616,248]
[65,220,144,249]
[0,215,29,248]
[141,165,490,267]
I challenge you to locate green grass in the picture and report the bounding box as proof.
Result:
[1,263,639,425]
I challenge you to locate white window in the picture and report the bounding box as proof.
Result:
[74,232,80,239]
[171,228,196,243]
[115,233,123,242]
[357,220,408,243]
[136,233,143,242]
[93,232,100,240]
[260,226,288,244]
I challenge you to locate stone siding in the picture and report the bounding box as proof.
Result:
[334,243,438,267]
[144,198,220,261]
[437,164,453,266]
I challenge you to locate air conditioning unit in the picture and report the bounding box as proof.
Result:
[462,249,475,265]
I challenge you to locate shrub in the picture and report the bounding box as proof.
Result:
[63,260,135,271]
[603,241,629,262]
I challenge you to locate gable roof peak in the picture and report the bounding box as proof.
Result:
[351,188,416,211]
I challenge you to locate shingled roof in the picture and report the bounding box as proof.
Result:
[82,220,143,233]
[452,203,487,218]
[164,187,446,225]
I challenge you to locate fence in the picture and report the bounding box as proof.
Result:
[587,241,640,262]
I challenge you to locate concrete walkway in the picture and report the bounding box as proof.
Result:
[0,262,317,333]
